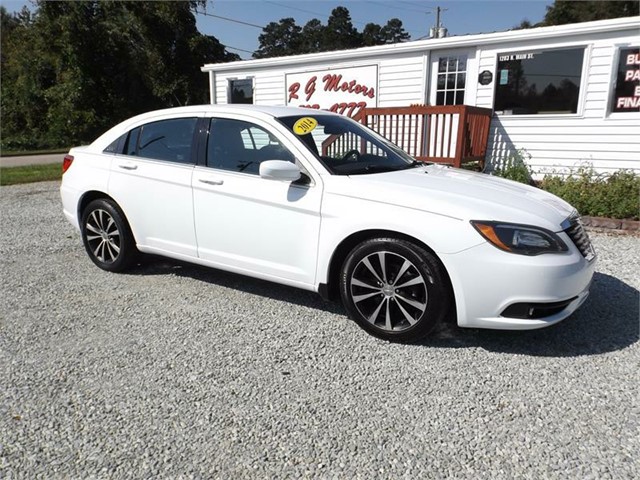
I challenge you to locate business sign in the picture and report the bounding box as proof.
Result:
[612,47,640,112]
[286,65,378,117]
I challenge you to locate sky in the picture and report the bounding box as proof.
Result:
[2,0,554,60]
[195,0,554,58]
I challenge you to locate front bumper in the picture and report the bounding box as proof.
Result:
[441,238,596,330]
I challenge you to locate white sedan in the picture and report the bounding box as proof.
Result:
[61,105,596,342]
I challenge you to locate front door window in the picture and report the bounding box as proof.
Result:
[436,54,467,105]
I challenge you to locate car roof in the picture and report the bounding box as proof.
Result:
[138,104,339,120]
[88,104,342,151]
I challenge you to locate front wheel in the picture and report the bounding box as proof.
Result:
[340,238,451,342]
[81,198,137,272]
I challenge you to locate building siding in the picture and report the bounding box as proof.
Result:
[203,17,640,175]
[481,28,640,176]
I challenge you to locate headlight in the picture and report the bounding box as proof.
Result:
[470,221,568,256]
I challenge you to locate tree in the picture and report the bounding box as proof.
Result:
[380,19,411,44]
[253,7,410,58]
[254,18,302,58]
[517,0,638,29]
[0,1,238,150]
[543,0,638,25]
[323,6,361,51]
[362,23,384,47]
[299,19,326,53]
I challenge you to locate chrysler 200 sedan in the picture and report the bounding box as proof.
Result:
[61,105,596,342]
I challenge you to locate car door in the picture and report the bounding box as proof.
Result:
[192,116,323,287]
[108,115,200,258]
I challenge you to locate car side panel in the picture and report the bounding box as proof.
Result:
[315,189,476,287]
[192,167,322,286]
[108,156,197,257]
[60,148,113,230]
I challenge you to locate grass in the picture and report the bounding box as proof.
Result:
[0,163,62,186]
[0,147,69,157]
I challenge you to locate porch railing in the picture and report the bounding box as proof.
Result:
[322,105,493,168]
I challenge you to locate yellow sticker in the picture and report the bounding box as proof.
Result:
[293,117,318,135]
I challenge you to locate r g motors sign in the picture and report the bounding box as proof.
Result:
[286,65,378,117]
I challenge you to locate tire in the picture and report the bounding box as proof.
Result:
[81,198,137,272]
[340,238,451,343]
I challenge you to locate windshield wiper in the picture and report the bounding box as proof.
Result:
[348,165,406,174]
[398,160,430,170]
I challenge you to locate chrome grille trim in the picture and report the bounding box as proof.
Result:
[563,214,596,262]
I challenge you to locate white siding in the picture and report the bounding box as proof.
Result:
[204,18,640,176]
[213,53,425,109]
[214,70,285,105]
[377,54,425,107]
[479,28,640,176]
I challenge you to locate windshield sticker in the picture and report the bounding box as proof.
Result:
[293,117,318,135]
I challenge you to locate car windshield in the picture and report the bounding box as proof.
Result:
[277,114,418,175]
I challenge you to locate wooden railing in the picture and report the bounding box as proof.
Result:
[323,105,493,168]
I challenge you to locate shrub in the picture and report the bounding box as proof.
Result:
[491,149,534,185]
[540,166,639,220]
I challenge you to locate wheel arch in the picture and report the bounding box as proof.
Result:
[322,229,455,315]
[78,190,138,243]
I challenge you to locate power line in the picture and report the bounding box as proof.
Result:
[264,0,372,28]
[196,10,263,29]
[398,1,428,8]
[264,1,331,20]
[223,44,255,55]
[367,0,428,14]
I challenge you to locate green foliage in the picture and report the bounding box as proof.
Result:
[492,151,639,220]
[491,150,534,185]
[255,18,302,58]
[543,1,638,26]
[0,1,239,150]
[253,7,410,58]
[540,167,640,220]
[516,1,638,28]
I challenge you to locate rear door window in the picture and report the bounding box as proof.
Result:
[123,118,198,164]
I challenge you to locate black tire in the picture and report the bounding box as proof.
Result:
[340,237,451,343]
[81,198,137,272]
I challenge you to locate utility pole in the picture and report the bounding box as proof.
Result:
[428,6,448,39]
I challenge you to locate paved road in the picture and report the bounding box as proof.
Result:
[0,153,65,167]
[1,181,639,479]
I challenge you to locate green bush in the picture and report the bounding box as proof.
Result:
[540,167,640,220]
[490,150,639,220]
[491,150,534,185]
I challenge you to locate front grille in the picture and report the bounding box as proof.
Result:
[564,215,596,261]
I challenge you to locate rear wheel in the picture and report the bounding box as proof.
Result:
[81,198,137,272]
[340,238,451,342]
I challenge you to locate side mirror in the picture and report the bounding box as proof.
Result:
[259,160,301,182]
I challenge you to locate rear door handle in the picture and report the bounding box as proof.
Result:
[199,178,224,186]
[118,163,138,171]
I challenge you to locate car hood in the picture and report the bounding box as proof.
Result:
[326,165,575,231]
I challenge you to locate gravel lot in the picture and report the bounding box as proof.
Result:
[1,181,638,479]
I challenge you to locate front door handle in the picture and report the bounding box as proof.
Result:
[199,178,224,186]
[118,163,138,171]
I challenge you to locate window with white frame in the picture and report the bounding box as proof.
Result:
[229,78,253,104]
[494,47,585,115]
[436,55,467,105]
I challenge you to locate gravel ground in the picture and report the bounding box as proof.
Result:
[1,181,638,479]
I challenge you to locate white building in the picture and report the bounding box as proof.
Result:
[202,16,640,175]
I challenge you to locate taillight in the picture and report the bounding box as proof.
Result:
[62,154,74,174]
